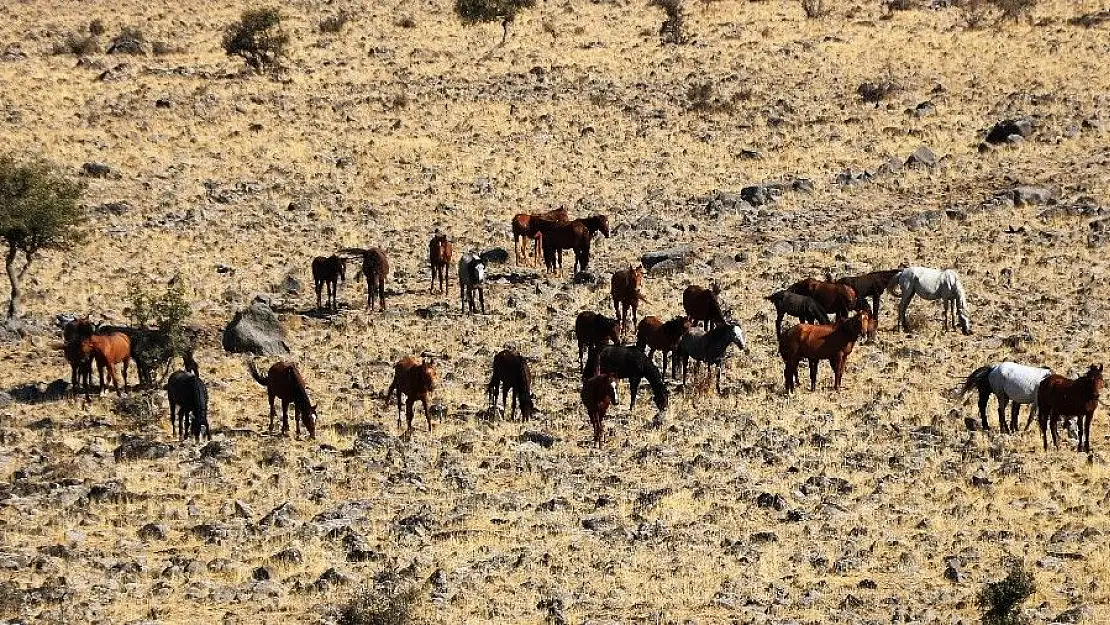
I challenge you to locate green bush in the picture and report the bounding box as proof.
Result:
[455,0,537,43]
[124,277,193,382]
[223,7,290,72]
[339,583,421,625]
[979,565,1035,625]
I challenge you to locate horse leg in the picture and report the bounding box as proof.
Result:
[316,281,323,309]
[397,392,403,428]
[122,359,129,393]
[268,392,276,433]
[978,389,991,431]
[281,400,290,435]
[1039,408,1048,451]
[378,279,386,311]
[629,378,640,412]
[716,362,723,394]
[809,359,819,391]
[1010,402,1020,435]
[170,403,178,437]
[1082,412,1092,453]
[423,396,431,431]
[776,311,784,336]
[1050,413,1060,449]
[899,289,914,332]
[478,286,485,314]
[996,396,1009,433]
[405,397,415,431]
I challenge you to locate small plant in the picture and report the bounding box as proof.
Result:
[885,0,921,10]
[858,67,901,105]
[801,0,829,19]
[396,15,417,28]
[319,12,350,34]
[223,7,290,72]
[455,0,538,45]
[650,0,688,44]
[52,33,100,56]
[978,565,1035,625]
[959,0,1037,25]
[339,583,421,625]
[88,19,106,37]
[107,26,147,55]
[0,581,24,620]
[124,277,193,383]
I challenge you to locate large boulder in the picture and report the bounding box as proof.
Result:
[985,118,1033,144]
[641,247,693,271]
[222,300,290,356]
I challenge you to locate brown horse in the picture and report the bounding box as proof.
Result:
[487,348,535,421]
[682,285,725,331]
[636,315,690,378]
[512,207,568,265]
[428,233,454,293]
[1036,364,1104,452]
[247,360,318,438]
[385,356,437,431]
[81,331,132,397]
[340,247,389,311]
[62,317,96,394]
[581,372,618,448]
[777,308,872,392]
[540,220,592,274]
[835,269,902,320]
[611,265,646,336]
[574,311,621,367]
[787,278,858,320]
[312,255,347,311]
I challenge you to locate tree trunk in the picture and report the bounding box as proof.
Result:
[18,251,33,281]
[500,18,510,45]
[5,244,21,319]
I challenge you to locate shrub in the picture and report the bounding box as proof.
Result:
[107,27,147,55]
[124,277,193,382]
[396,15,417,28]
[319,12,350,34]
[978,565,1034,625]
[885,0,921,10]
[52,33,100,56]
[650,0,688,44]
[339,583,421,625]
[959,0,1037,25]
[88,19,106,37]
[223,7,290,72]
[0,581,24,620]
[455,0,537,44]
[801,0,829,18]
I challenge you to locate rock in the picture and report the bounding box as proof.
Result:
[252,566,271,581]
[943,556,964,583]
[200,440,234,461]
[986,118,1033,144]
[280,274,302,295]
[95,201,132,215]
[741,183,783,207]
[964,417,980,432]
[836,169,873,186]
[1054,605,1092,624]
[518,430,558,449]
[705,191,753,216]
[315,567,353,591]
[764,240,794,256]
[416,303,450,319]
[538,596,568,625]
[858,578,878,589]
[646,259,679,275]
[480,248,510,264]
[81,162,113,178]
[233,500,254,520]
[1011,185,1060,206]
[792,178,815,194]
[138,523,168,541]
[271,548,303,564]
[876,156,903,175]
[572,271,598,285]
[750,531,778,543]
[978,141,995,154]
[910,101,936,117]
[710,253,739,271]
[756,492,787,511]
[0,391,11,408]
[905,146,937,168]
[904,210,944,231]
[221,300,290,356]
[191,523,229,543]
[1007,134,1025,145]
[259,502,297,528]
[641,247,692,270]
[107,31,147,55]
[113,435,173,462]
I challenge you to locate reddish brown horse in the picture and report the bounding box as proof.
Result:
[341,247,389,311]
[835,268,902,320]
[487,349,535,421]
[777,309,872,392]
[247,360,318,438]
[683,285,725,331]
[787,278,858,320]
[539,215,610,274]
[512,207,568,265]
[428,233,454,293]
[636,315,690,378]
[574,311,621,367]
[386,356,437,431]
[611,265,646,336]
[581,372,618,448]
[1036,364,1104,452]
[312,255,347,311]
[81,331,132,397]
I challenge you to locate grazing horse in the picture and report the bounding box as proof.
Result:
[428,233,453,293]
[778,309,872,393]
[574,311,621,367]
[458,251,488,314]
[167,370,210,442]
[787,278,858,320]
[312,255,347,311]
[62,317,96,393]
[582,373,618,448]
[676,322,748,393]
[540,220,593,274]
[636,315,690,378]
[682,285,726,331]
[512,207,568,265]
[247,360,318,438]
[81,331,132,397]
[611,265,646,336]
[835,269,902,320]
[487,348,535,421]
[385,356,437,431]
[890,266,971,335]
[583,345,668,416]
[959,362,1051,433]
[340,247,389,311]
[766,290,830,336]
[1037,364,1104,452]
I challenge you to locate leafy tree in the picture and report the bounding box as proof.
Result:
[455,0,537,45]
[124,277,193,383]
[223,7,290,72]
[0,156,85,319]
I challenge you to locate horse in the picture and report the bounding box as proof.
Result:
[890,267,971,335]
[582,373,618,448]
[676,322,748,393]
[62,317,96,394]
[787,278,858,320]
[340,247,389,311]
[636,315,690,379]
[311,255,347,311]
[777,308,872,393]
[682,285,726,331]
[574,311,621,367]
[959,362,1051,433]
[835,269,902,320]
[583,345,668,416]
[512,207,568,265]
[458,251,488,314]
[1037,364,1104,452]
[428,233,453,294]
[80,331,132,397]
[247,360,318,438]
[487,348,535,421]
[385,356,437,431]
[611,265,646,336]
[765,290,830,336]
[167,370,210,442]
[540,220,592,274]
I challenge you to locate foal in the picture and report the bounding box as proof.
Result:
[385,356,437,431]
[574,311,621,367]
[682,285,726,331]
[766,290,830,336]
[1037,364,1104,452]
[611,265,646,336]
[458,251,488,314]
[341,247,389,311]
[487,348,535,420]
[777,309,872,393]
[636,316,690,378]
[581,373,618,448]
[428,233,454,293]
[312,255,347,311]
[247,360,318,438]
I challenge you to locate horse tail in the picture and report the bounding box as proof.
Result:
[959,365,994,398]
[246,360,268,387]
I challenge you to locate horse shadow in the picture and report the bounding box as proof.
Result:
[4,379,71,404]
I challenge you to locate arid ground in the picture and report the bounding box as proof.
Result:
[2,0,1110,622]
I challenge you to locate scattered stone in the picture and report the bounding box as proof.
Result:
[741,183,783,207]
[764,240,794,256]
[986,118,1033,144]
[191,523,230,543]
[943,556,964,583]
[480,248,510,264]
[95,201,132,215]
[221,300,290,356]
[200,440,234,461]
[280,274,302,295]
[271,548,303,564]
[858,578,878,589]
[1011,185,1060,206]
[138,523,168,541]
[315,567,353,591]
[233,500,254,520]
[259,502,297,529]
[1054,605,1092,624]
[909,101,936,117]
[0,391,11,408]
[641,247,692,271]
[113,435,173,462]
[756,492,787,511]
[705,191,754,216]
[81,162,113,178]
[904,210,944,231]
[518,430,557,449]
[905,146,937,168]
[750,531,778,544]
[792,178,815,194]
[252,566,271,581]
[572,271,598,285]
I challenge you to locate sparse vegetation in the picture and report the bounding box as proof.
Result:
[650,0,688,44]
[339,583,422,625]
[455,0,537,44]
[801,0,829,19]
[52,32,100,56]
[684,81,740,114]
[124,277,193,380]
[979,565,1035,625]
[107,26,147,55]
[319,12,351,34]
[960,0,1038,25]
[223,7,290,72]
[88,19,106,37]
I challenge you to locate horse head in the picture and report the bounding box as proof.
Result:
[958,314,972,336]
[729,323,748,352]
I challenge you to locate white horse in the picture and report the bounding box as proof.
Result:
[458,251,488,314]
[890,266,971,335]
[960,362,1051,433]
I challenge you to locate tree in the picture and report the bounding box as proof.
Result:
[0,156,85,319]
[223,7,290,72]
[124,277,194,384]
[455,0,537,45]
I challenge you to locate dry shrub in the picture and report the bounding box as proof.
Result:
[223,7,290,72]
[801,0,829,19]
[885,0,922,10]
[88,19,106,36]
[339,583,421,625]
[650,0,688,44]
[0,581,24,620]
[52,33,100,56]
[960,0,1037,26]
[685,81,740,115]
[319,12,350,34]
[978,565,1034,625]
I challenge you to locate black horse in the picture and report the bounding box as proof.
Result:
[766,291,830,336]
[675,322,748,393]
[167,370,210,442]
[583,345,668,414]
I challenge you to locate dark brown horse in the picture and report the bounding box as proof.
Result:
[682,285,725,331]
[777,309,872,392]
[787,278,858,320]
[512,207,568,265]
[62,317,95,393]
[611,265,646,337]
[312,255,347,311]
[574,311,621,367]
[765,290,830,336]
[247,360,318,438]
[636,315,690,378]
[341,247,389,311]
[487,348,535,421]
[835,269,902,321]
[386,356,437,431]
[81,331,132,397]
[1036,364,1104,452]
[582,373,618,448]
[540,220,591,274]
[428,233,454,294]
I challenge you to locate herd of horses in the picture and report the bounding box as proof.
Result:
[52,209,1101,453]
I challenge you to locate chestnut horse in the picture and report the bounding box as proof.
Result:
[428,233,453,294]
[787,278,858,320]
[312,255,347,312]
[81,331,132,397]
[777,309,872,393]
[1036,364,1104,452]
[835,268,901,320]
[682,285,725,331]
[487,348,535,421]
[340,247,389,311]
[611,265,646,336]
[636,315,690,378]
[582,373,618,448]
[386,356,437,431]
[247,360,318,438]
[512,207,568,265]
[574,311,620,367]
